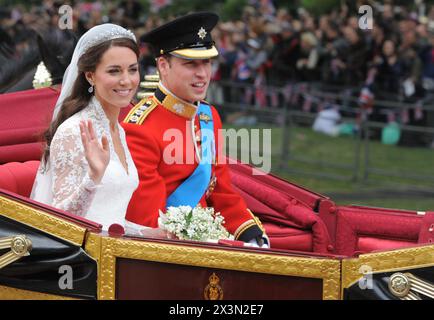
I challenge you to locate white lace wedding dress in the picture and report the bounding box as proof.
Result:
[31,96,139,231]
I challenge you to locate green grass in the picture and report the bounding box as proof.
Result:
[223,123,434,211]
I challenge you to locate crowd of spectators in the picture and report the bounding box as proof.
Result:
[2,0,434,135]
[207,1,434,110]
[4,1,434,90]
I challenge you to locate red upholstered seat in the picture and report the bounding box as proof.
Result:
[0,161,102,231]
[334,206,427,256]
[0,161,40,197]
[0,87,60,164]
[356,236,417,254]
[0,143,45,164]
[228,160,332,253]
[263,222,313,252]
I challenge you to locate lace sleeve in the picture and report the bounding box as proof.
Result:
[50,123,100,216]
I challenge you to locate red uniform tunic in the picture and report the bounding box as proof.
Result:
[122,85,264,241]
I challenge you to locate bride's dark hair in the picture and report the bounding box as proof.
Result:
[41,38,139,169]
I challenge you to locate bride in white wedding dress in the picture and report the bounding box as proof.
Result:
[31,24,143,232]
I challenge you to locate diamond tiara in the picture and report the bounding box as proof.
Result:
[81,27,136,55]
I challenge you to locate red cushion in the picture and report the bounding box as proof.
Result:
[0,127,46,146]
[228,159,326,208]
[335,206,423,256]
[229,160,332,253]
[356,236,417,254]
[0,88,59,163]
[0,143,44,164]
[0,161,40,197]
[263,222,313,252]
[0,88,58,133]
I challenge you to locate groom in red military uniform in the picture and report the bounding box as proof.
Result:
[122,12,268,247]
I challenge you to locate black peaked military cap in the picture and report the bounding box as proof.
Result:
[141,12,219,59]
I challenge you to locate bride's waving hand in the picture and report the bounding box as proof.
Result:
[80,119,110,184]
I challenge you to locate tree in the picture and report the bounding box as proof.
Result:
[300,0,341,15]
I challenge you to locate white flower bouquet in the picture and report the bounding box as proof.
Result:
[158,206,234,242]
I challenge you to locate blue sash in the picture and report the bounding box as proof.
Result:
[166,103,215,208]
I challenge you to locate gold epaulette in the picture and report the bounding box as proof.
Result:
[123,97,158,125]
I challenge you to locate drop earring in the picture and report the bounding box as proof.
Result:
[88,85,94,93]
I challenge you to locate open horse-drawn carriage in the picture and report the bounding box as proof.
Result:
[0,86,433,300]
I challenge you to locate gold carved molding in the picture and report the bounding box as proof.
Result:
[0,195,86,246]
[84,232,102,263]
[0,285,75,300]
[341,244,434,293]
[84,232,102,300]
[98,237,341,300]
